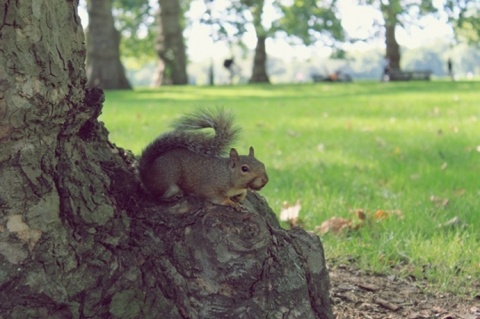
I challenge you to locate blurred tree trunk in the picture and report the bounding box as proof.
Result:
[381,0,401,71]
[248,0,270,83]
[250,36,270,83]
[86,0,131,89]
[154,0,188,85]
[0,1,333,318]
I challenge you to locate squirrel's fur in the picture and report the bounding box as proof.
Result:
[138,108,268,208]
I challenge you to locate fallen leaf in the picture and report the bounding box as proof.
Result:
[430,195,449,208]
[352,209,367,221]
[373,210,403,220]
[374,210,389,220]
[280,200,301,222]
[439,216,467,229]
[280,200,302,228]
[316,217,352,235]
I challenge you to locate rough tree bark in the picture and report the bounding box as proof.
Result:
[155,0,188,86]
[381,0,401,71]
[86,0,131,89]
[0,1,332,318]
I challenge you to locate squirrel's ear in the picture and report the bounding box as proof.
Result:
[229,148,239,159]
[248,146,255,157]
[229,148,239,168]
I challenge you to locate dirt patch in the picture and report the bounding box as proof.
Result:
[329,265,480,319]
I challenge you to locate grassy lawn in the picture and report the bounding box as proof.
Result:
[101,81,480,295]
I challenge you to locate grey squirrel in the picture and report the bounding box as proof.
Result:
[138,108,269,209]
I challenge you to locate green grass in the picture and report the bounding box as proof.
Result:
[101,81,480,295]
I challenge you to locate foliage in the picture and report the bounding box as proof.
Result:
[274,0,344,46]
[112,0,157,62]
[200,1,249,45]
[203,0,344,49]
[101,81,480,294]
[445,0,480,44]
[359,0,438,32]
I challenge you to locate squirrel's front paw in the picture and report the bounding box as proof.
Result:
[232,203,250,213]
[230,193,244,203]
[216,197,250,213]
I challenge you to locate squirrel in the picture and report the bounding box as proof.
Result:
[138,108,269,209]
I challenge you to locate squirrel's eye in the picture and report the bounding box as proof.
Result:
[241,165,250,173]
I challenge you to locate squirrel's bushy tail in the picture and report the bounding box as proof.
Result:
[172,107,240,156]
[138,108,240,175]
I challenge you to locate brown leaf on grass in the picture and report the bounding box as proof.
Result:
[316,217,352,235]
[438,216,468,229]
[374,210,389,220]
[374,209,403,220]
[279,200,302,228]
[317,209,403,235]
[430,195,449,208]
[352,209,367,221]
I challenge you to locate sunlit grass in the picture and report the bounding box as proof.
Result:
[101,81,480,294]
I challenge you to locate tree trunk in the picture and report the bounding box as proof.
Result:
[155,0,188,85]
[86,0,131,89]
[381,0,401,71]
[0,1,333,318]
[250,36,270,83]
[248,0,270,83]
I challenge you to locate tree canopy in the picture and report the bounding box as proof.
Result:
[91,0,479,85]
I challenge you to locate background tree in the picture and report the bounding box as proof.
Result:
[155,0,188,85]
[114,0,157,66]
[246,0,270,83]
[207,0,344,83]
[0,1,333,317]
[380,0,401,71]
[356,0,438,71]
[86,0,132,89]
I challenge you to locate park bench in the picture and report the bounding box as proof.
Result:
[389,70,432,81]
[312,72,352,82]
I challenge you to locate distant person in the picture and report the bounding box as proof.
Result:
[382,57,390,82]
[447,58,454,81]
[223,58,238,85]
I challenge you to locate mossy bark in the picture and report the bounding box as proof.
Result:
[0,1,332,318]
